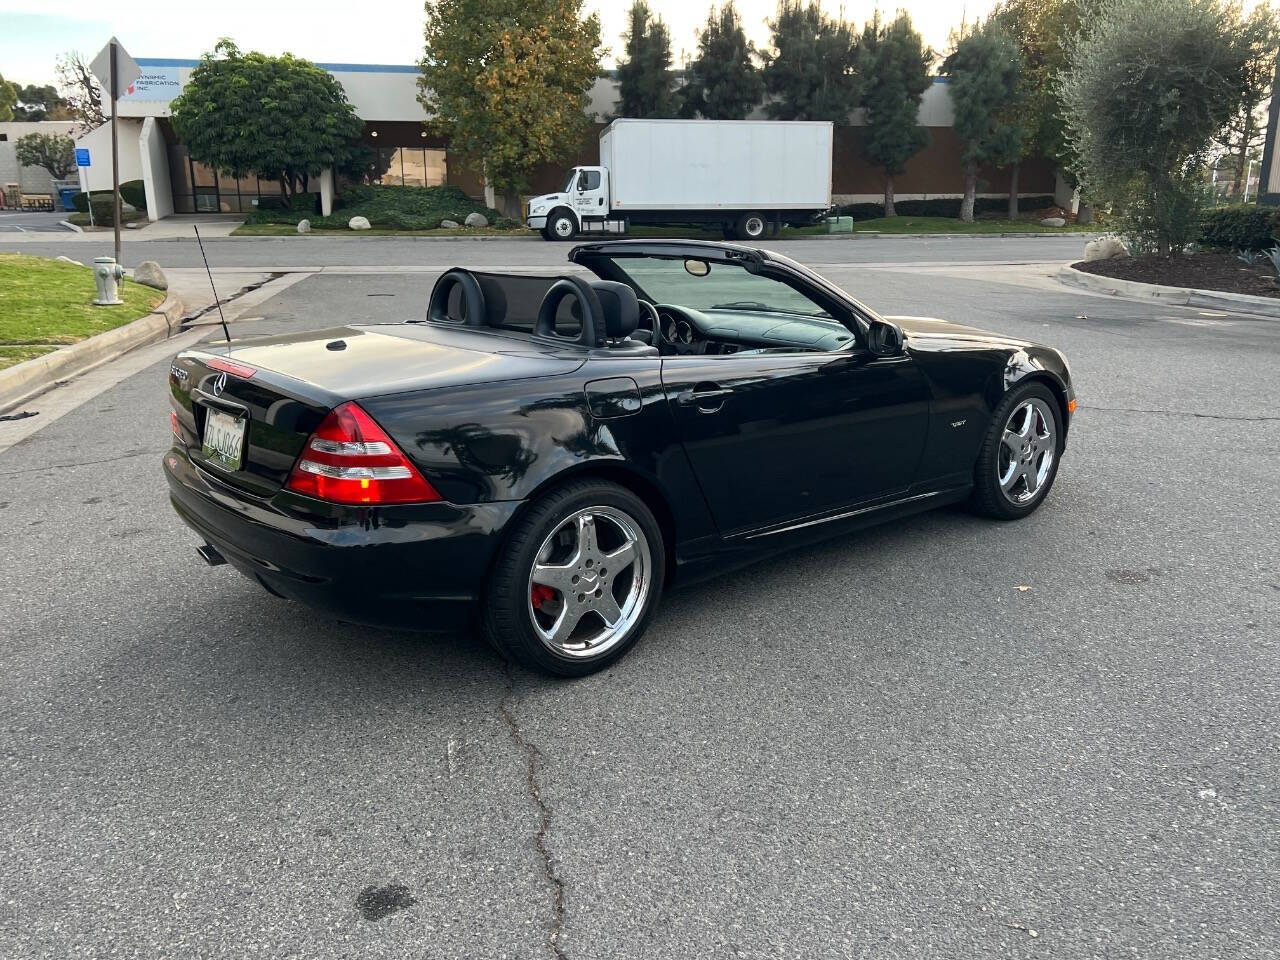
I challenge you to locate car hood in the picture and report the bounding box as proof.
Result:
[884,315,1032,347]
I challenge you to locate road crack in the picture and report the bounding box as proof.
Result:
[498,662,567,960]
[0,447,163,477]
[1079,404,1280,422]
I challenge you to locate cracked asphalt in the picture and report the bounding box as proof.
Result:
[1,237,1277,959]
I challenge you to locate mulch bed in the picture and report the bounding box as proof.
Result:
[1072,251,1280,298]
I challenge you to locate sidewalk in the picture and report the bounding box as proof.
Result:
[3,215,245,243]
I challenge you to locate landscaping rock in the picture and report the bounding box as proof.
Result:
[464,212,488,228]
[132,260,168,291]
[1083,236,1129,262]
[1039,217,1067,227]
[297,219,312,234]
[349,216,372,231]
[440,219,461,229]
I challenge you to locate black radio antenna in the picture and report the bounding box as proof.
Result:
[193,225,232,342]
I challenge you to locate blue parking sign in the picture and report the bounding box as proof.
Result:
[75,148,90,167]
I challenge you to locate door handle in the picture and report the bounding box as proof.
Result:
[677,383,732,411]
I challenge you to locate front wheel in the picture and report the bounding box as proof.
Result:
[483,480,665,676]
[970,382,1063,520]
[547,210,577,241]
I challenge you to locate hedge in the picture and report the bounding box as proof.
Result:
[71,179,147,215]
[244,184,513,229]
[834,195,1057,220]
[1199,205,1279,252]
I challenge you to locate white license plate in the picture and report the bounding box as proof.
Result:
[201,408,247,471]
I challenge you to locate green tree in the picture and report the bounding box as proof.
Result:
[678,2,763,119]
[171,40,363,202]
[1060,0,1277,253]
[0,72,16,122]
[1211,7,1279,198]
[15,133,76,179]
[55,52,104,128]
[762,0,858,122]
[13,83,69,121]
[943,19,1026,222]
[616,2,677,118]
[857,11,932,216]
[419,0,603,214]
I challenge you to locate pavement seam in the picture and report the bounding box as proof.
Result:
[0,446,163,477]
[498,662,568,960]
[1079,403,1280,423]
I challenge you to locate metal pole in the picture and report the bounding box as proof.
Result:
[110,40,121,264]
[1244,159,1256,203]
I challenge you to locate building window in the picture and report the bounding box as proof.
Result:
[374,148,447,188]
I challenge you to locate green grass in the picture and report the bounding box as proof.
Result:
[0,345,58,370]
[0,253,164,347]
[849,216,1097,234]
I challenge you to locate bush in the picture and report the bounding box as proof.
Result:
[1199,204,1278,251]
[243,184,508,230]
[71,179,147,215]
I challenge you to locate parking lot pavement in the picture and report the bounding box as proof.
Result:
[2,250,1277,958]
[0,210,75,233]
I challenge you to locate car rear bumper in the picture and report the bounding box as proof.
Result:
[163,447,520,632]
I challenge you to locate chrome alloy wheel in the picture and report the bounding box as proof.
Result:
[998,398,1056,504]
[526,506,652,658]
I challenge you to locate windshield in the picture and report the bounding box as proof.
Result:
[603,256,831,319]
[560,169,579,193]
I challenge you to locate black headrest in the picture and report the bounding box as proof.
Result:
[589,280,639,340]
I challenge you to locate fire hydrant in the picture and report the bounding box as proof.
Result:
[92,257,125,306]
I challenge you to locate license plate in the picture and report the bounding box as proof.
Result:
[201,408,247,471]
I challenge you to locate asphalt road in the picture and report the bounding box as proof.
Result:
[0,210,75,233]
[2,237,1277,959]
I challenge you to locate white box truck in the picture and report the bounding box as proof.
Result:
[525,119,833,241]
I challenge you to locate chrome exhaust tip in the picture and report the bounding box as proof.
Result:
[196,542,227,566]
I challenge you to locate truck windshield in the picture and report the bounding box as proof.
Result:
[603,257,832,319]
[561,169,580,192]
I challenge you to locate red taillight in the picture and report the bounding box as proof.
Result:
[170,411,182,439]
[285,401,442,505]
[206,357,257,379]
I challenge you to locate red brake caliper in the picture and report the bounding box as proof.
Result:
[531,583,556,611]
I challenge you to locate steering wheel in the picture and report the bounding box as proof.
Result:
[635,299,663,348]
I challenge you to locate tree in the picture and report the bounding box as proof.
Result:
[1060,0,1278,253]
[616,2,677,118]
[857,11,932,216]
[14,84,69,121]
[1211,8,1279,197]
[678,2,763,120]
[171,40,363,202]
[943,19,1025,222]
[0,73,16,122]
[55,52,104,128]
[761,0,858,122]
[15,133,76,179]
[420,0,603,214]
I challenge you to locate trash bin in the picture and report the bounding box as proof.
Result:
[58,187,79,212]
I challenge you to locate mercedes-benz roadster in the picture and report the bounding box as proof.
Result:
[164,240,1074,676]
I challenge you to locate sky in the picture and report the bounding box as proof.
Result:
[0,0,998,88]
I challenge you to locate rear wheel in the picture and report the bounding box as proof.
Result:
[735,212,767,241]
[970,382,1063,520]
[547,210,577,241]
[483,480,665,676]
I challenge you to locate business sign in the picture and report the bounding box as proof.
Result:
[121,67,183,103]
[75,148,91,167]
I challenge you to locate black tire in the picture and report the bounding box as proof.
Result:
[970,381,1063,520]
[546,210,577,241]
[734,211,768,241]
[483,479,665,676]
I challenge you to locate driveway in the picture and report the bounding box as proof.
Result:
[0,209,76,233]
[1,238,1276,959]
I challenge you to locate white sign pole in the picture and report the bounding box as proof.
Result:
[110,41,121,264]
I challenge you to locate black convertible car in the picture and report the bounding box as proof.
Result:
[164,240,1074,675]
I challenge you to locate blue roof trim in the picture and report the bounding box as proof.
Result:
[135,56,419,73]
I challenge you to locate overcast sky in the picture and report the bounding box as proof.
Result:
[0,0,997,88]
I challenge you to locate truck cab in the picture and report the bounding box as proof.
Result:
[526,166,622,240]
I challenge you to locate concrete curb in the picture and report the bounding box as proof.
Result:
[0,293,185,414]
[1057,264,1280,318]
[850,231,1101,240]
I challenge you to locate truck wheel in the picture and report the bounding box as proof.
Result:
[547,211,577,241]
[735,212,767,241]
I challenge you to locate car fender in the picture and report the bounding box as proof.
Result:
[997,346,1074,436]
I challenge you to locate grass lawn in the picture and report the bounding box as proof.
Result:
[0,345,59,371]
[850,216,1097,234]
[0,253,164,347]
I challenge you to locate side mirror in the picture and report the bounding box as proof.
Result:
[576,178,586,193]
[866,319,904,357]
